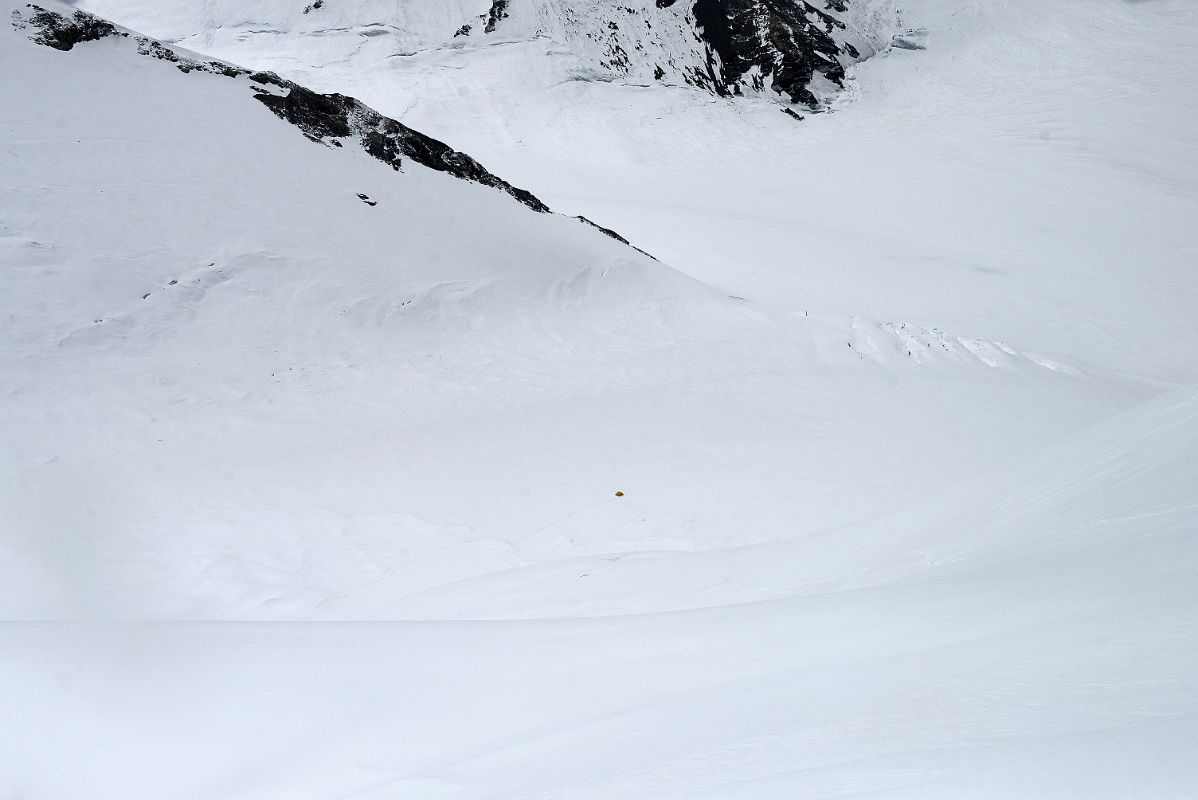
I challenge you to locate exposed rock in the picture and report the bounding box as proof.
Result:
[483,0,510,34]
[576,216,657,261]
[253,82,551,212]
[14,4,124,51]
[489,0,889,110]
[576,216,631,246]
[691,0,853,107]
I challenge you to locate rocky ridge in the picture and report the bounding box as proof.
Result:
[11,4,553,213]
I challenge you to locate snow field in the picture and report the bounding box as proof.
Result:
[2,0,1196,796]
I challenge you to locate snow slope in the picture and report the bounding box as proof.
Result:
[2,0,1196,797]
[85,0,1198,383]
[3,0,1144,622]
[0,2,748,618]
[4,390,1196,796]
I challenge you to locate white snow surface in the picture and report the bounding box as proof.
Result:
[2,0,1197,797]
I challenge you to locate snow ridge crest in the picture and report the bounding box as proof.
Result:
[11,3,552,213]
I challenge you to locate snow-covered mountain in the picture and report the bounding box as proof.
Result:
[2,0,743,617]
[62,0,897,108]
[3,0,1197,797]
[7,0,1118,621]
[73,0,1198,382]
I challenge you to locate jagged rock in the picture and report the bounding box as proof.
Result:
[252,82,550,212]
[468,0,886,110]
[576,216,657,261]
[691,0,854,106]
[14,4,123,51]
[483,0,509,34]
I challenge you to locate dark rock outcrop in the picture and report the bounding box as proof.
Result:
[691,0,854,107]
[252,80,551,212]
[12,4,123,50]
[483,0,510,34]
[576,216,657,261]
[465,0,879,110]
